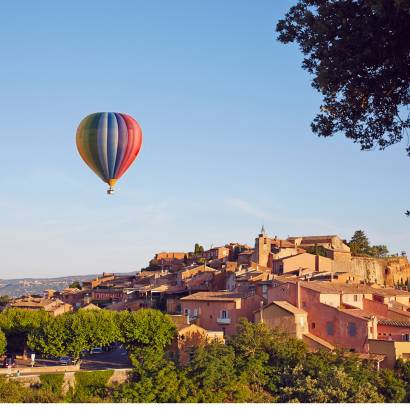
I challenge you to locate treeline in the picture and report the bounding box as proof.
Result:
[1,308,410,403]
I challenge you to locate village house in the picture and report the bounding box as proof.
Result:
[202,246,230,260]
[9,296,73,316]
[262,278,410,366]
[168,315,224,365]
[180,291,263,336]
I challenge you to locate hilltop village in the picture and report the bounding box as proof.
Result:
[7,230,410,369]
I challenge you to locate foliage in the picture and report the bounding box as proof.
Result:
[348,230,389,257]
[0,296,11,307]
[194,243,204,255]
[348,230,371,256]
[39,373,65,397]
[276,0,410,153]
[119,309,176,361]
[0,329,6,356]
[114,361,193,403]
[186,341,239,402]
[4,312,410,403]
[28,309,122,360]
[376,368,406,403]
[69,281,81,289]
[0,308,49,353]
[0,376,27,403]
[69,370,113,402]
[306,245,327,257]
[396,359,410,402]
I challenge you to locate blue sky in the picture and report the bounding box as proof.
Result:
[1,1,409,278]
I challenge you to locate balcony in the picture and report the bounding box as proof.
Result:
[216,317,231,324]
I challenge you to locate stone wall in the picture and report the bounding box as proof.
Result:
[385,257,410,287]
[350,257,387,284]
[348,256,410,286]
[10,368,132,393]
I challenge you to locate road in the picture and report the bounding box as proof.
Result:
[7,346,131,374]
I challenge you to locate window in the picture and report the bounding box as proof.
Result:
[184,308,190,316]
[348,322,357,337]
[221,310,228,319]
[326,322,334,336]
[311,322,316,329]
[193,308,198,317]
[353,295,358,302]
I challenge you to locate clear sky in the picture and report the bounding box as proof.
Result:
[1,1,409,279]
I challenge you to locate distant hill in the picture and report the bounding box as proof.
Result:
[0,271,139,298]
[0,275,96,297]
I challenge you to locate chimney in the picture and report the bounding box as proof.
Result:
[296,281,301,309]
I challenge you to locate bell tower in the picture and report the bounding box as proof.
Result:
[252,226,270,267]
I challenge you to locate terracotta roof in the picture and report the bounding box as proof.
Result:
[11,297,54,308]
[272,301,306,315]
[353,353,386,362]
[303,333,335,350]
[181,291,245,302]
[378,319,410,327]
[301,282,374,295]
[80,303,101,310]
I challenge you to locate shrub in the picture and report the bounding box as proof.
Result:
[70,370,114,402]
[39,373,64,397]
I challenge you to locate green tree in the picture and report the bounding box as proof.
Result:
[69,281,81,289]
[369,245,389,258]
[376,369,406,403]
[348,230,371,256]
[0,296,11,307]
[186,341,239,402]
[0,308,49,354]
[28,314,70,358]
[119,309,176,375]
[0,329,6,356]
[276,1,410,154]
[396,359,410,402]
[229,320,271,399]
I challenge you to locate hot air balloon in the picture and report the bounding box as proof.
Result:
[76,112,142,194]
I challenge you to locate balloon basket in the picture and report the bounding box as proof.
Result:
[107,187,114,195]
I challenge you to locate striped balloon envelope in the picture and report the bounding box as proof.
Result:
[76,112,142,194]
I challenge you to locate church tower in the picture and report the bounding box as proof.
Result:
[252,226,270,267]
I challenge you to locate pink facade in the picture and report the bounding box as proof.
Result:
[271,253,332,274]
[363,298,389,317]
[268,281,298,306]
[377,323,410,341]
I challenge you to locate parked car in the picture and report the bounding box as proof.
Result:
[58,356,72,365]
[2,354,16,368]
[89,347,103,355]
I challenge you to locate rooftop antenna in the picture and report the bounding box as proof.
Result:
[261,225,266,235]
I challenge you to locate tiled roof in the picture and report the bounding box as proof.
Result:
[301,282,374,295]
[303,333,335,350]
[378,319,410,327]
[272,301,306,315]
[181,291,245,302]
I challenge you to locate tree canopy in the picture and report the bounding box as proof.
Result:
[0,330,6,356]
[276,0,410,153]
[348,230,389,257]
[3,317,410,403]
